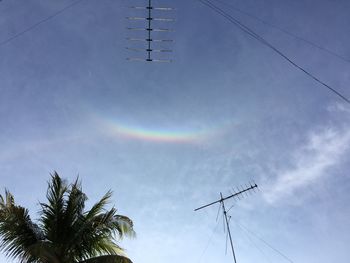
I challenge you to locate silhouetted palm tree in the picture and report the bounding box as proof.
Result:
[0,172,135,263]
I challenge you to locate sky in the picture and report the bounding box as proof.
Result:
[0,0,350,262]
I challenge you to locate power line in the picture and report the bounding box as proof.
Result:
[212,0,350,64]
[0,0,84,48]
[236,221,294,263]
[196,217,221,263]
[197,204,222,263]
[235,221,273,263]
[198,0,350,105]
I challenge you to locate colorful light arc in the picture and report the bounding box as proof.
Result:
[96,116,230,144]
[106,122,207,143]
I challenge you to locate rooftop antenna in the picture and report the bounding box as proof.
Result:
[194,182,258,263]
[126,0,175,62]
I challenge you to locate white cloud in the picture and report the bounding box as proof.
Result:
[327,102,350,114]
[264,126,350,203]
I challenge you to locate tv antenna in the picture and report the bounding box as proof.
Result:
[194,182,258,263]
[126,0,175,62]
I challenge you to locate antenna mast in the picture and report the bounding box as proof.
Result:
[194,183,258,263]
[126,0,175,62]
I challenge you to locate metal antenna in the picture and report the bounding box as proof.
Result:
[127,0,175,62]
[194,183,258,263]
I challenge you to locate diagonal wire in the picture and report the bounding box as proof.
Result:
[198,0,350,104]
[212,0,350,64]
[197,217,221,263]
[0,0,84,47]
[227,204,234,213]
[235,221,273,263]
[216,203,222,221]
[237,221,294,263]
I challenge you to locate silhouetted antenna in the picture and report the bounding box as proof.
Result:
[194,182,258,263]
[126,0,175,62]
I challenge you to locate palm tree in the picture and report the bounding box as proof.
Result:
[0,172,135,263]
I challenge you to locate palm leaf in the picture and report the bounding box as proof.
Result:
[79,255,133,263]
[0,173,135,263]
[40,172,68,243]
[0,191,43,263]
[64,192,135,261]
[27,241,60,263]
[113,215,136,239]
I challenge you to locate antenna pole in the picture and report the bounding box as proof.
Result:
[194,183,258,263]
[221,192,237,263]
[147,0,151,60]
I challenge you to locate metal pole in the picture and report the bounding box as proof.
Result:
[221,192,237,263]
[147,0,151,60]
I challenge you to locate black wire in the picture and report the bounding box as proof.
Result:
[198,0,350,105]
[212,0,350,64]
[196,217,221,263]
[215,203,222,221]
[237,221,294,263]
[0,0,84,47]
[226,204,234,213]
[235,222,273,263]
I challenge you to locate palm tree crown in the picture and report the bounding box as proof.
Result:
[0,172,135,263]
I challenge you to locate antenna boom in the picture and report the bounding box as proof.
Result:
[194,183,257,211]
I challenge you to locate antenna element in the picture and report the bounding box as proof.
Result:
[127,0,175,62]
[194,182,258,263]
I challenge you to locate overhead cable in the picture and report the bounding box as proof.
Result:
[212,0,350,64]
[198,0,350,104]
[0,0,84,48]
[235,222,273,263]
[236,221,294,263]
[196,216,221,263]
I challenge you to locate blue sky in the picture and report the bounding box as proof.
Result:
[0,0,350,262]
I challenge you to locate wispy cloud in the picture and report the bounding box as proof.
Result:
[327,102,350,114]
[264,125,350,203]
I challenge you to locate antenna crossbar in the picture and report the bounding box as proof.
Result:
[194,183,257,211]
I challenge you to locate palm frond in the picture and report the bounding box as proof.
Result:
[65,177,87,220]
[65,193,134,261]
[85,191,113,220]
[67,210,121,260]
[0,173,135,263]
[40,172,68,243]
[0,190,14,211]
[27,241,60,263]
[0,191,43,263]
[61,178,87,245]
[113,215,136,239]
[79,255,133,263]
